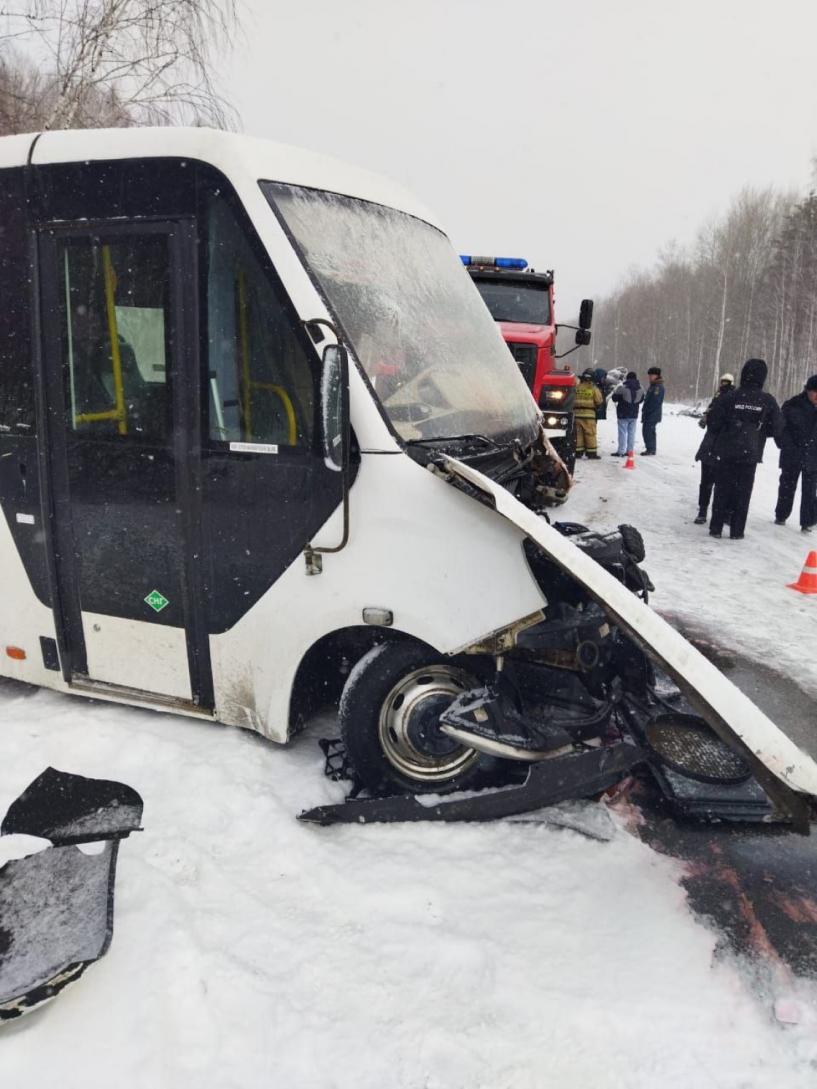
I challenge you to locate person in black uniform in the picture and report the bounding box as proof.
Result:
[641,367,665,454]
[774,374,817,533]
[707,358,782,540]
[694,372,734,524]
[593,367,609,420]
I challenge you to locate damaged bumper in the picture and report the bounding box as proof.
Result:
[300,742,642,825]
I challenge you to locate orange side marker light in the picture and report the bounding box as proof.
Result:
[6,646,26,660]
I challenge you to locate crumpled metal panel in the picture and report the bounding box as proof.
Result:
[2,767,143,844]
[0,768,142,1021]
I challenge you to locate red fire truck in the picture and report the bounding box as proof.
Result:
[462,256,593,470]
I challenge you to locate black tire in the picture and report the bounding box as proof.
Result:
[339,642,490,796]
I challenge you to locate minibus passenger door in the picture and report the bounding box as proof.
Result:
[37,222,207,705]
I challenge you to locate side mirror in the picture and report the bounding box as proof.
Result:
[578,298,594,330]
[306,340,352,571]
[321,343,350,472]
[574,328,592,347]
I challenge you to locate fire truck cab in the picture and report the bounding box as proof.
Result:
[463,257,592,469]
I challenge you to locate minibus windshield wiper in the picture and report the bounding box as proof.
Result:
[407,433,501,450]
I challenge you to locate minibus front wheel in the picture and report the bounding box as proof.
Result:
[340,642,493,795]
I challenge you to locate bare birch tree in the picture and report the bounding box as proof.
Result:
[0,44,131,132]
[1,0,238,130]
[589,187,806,401]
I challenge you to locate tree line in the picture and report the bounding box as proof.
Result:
[580,182,817,403]
[0,0,237,135]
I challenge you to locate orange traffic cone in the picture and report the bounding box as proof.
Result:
[787,550,817,595]
[623,450,635,470]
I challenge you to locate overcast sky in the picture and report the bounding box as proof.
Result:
[225,0,817,315]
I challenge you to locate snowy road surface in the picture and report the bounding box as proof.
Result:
[1,406,816,1088]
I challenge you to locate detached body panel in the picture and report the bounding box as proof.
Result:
[0,769,143,1021]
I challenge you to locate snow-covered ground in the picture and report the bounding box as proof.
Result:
[1,406,816,1088]
[567,407,817,700]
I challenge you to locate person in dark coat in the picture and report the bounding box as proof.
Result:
[693,372,734,524]
[593,367,611,420]
[641,367,664,454]
[611,372,644,456]
[707,358,783,540]
[774,374,817,533]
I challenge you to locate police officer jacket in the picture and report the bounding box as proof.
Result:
[642,379,665,424]
[695,386,731,464]
[708,359,782,464]
[780,391,817,473]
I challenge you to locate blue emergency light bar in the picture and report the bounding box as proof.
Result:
[460,255,528,270]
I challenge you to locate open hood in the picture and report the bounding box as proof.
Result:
[444,456,817,828]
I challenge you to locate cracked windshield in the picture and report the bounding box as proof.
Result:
[264,183,540,443]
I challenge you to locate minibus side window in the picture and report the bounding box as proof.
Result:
[0,171,34,433]
[58,236,170,442]
[205,193,314,448]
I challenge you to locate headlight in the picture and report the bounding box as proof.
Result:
[543,389,566,402]
[545,415,560,427]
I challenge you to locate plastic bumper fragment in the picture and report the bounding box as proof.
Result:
[0,768,143,1022]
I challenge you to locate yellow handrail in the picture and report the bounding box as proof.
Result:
[250,382,297,445]
[74,244,127,434]
[237,269,253,437]
[236,268,298,445]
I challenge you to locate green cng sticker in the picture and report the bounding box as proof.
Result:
[144,589,169,613]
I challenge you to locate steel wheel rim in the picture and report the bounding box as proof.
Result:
[378,664,479,783]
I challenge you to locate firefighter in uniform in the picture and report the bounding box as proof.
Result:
[574,369,603,459]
